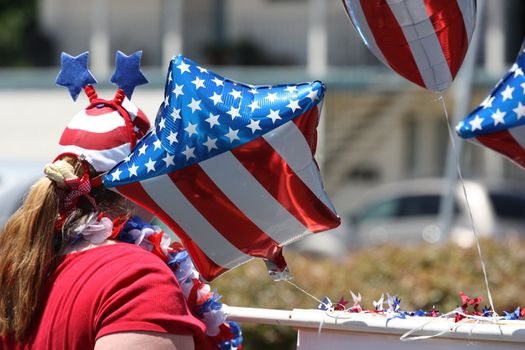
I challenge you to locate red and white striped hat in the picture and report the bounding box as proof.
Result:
[56,51,150,173]
[58,87,150,173]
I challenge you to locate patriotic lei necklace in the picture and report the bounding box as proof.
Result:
[69,213,243,350]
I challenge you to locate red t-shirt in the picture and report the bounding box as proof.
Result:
[1,243,210,349]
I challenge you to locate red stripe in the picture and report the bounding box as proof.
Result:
[360,0,426,88]
[292,106,318,155]
[231,132,340,233]
[424,0,469,78]
[116,182,226,281]
[134,108,151,139]
[169,164,285,261]
[477,131,525,168]
[59,127,131,150]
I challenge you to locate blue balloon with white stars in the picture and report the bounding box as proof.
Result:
[456,40,525,169]
[105,54,325,187]
[56,52,97,101]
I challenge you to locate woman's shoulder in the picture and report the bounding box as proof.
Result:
[61,242,171,275]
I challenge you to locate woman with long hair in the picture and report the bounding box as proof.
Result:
[0,156,209,350]
[0,51,244,349]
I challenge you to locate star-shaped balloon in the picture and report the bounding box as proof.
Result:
[110,50,149,98]
[104,54,340,281]
[56,52,97,101]
[457,40,525,170]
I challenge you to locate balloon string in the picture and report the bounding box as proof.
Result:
[438,95,497,316]
[283,279,326,307]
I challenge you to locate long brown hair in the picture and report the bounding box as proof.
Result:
[0,161,131,340]
[0,178,59,340]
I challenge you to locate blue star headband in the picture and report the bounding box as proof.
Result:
[56,50,148,101]
[110,51,149,98]
[56,52,97,101]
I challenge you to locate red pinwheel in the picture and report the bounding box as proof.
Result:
[456,291,482,322]
[334,296,349,311]
[342,0,477,92]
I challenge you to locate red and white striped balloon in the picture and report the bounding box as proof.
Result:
[342,0,477,92]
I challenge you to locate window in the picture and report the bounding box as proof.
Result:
[489,192,525,220]
[397,195,441,217]
[355,194,459,223]
[355,198,399,223]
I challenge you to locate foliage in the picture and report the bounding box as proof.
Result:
[212,238,525,349]
[0,0,53,66]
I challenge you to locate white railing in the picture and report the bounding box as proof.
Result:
[225,306,525,350]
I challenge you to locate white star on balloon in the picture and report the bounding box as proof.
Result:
[469,115,484,131]
[185,122,198,137]
[285,85,298,94]
[227,106,241,119]
[158,118,166,130]
[128,163,139,177]
[306,88,319,101]
[212,77,224,87]
[167,131,178,144]
[205,113,221,128]
[171,108,181,120]
[514,102,525,119]
[247,119,262,134]
[203,136,218,151]
[225,127,240,142]
[491,109,506,125]
[480,96,495,109]
[287,100,301,113]
[163,153,175,167]
[138,143,148,156]
[209,92,223,105]
[192,77,206,90]
[112,168,122,181]
[173,84,184,98]
[501,85,515,101]
[266,92,278,103]
[145,158,157,172]
[177,61,191,74]
[248,100,260,113]
[267,109,281,123]
[229,89,242,100]
[188,98,202,113]
[182,145,196,160]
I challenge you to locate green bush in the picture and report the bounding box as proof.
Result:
[212,238,525,349]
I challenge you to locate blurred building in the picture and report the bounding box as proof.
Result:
[38,0,374,70]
